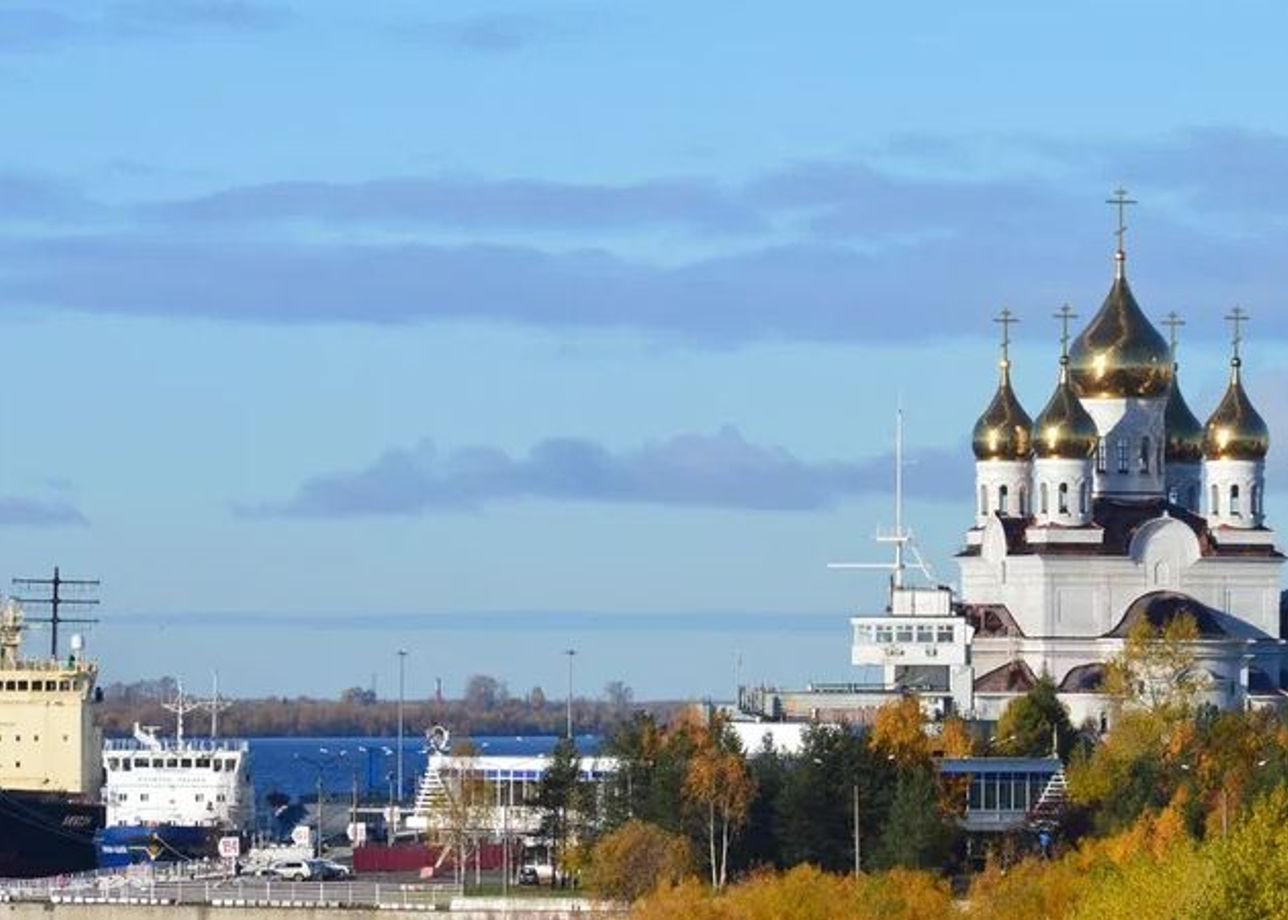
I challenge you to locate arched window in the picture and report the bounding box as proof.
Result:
[1040,482,1049,515]
[1079,481,1088,514]
[979,485,987,516]
[1211,484,1220,516]
[1168,485,1178,505]
[1116,438,1129,473]
[1019,486,1029,516]
[1096,438,1107,473]
[1140,436,1151,472]
[1253,484,1262,517]
[1058,482,1070,514]
[1231,484,1241,517]
[998,484,1010,515]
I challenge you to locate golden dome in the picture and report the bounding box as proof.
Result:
[1067,264,1173,399]
[972,360,1033,461]
[1164,370,1204,464]
[1034,358,1099,459]
[1204,358,1269,461]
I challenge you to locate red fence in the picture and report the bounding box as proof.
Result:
[353,842,514,874]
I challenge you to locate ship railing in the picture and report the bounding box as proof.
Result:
[104,738,250,753]
[1,869,466,909]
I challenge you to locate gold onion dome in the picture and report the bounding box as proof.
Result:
[1204,357,1269,461]
[972,360,1033,460]
[1164,370,1204,464]
[1067,259,1173,399]
[1034,357,1099,460]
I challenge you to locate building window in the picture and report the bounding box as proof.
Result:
[1211,484,1220,516]
[1096,438,1107,473]
[1058,482,1069,514]
[1040,482,1049,515]
[936,625,954,643]
[1116,438,1129,473]
[1253,484,1262,517]
[1140,436,1151,472]
[1019,486,1028,515]
[979,485,987,516]
[998,484,1009,515]
[1079,481,1088,514]
[1231,484,1241,517]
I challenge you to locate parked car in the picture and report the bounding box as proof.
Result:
[266,859,314,881]
[310,858,352,880]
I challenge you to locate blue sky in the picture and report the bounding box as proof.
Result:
[3,1,1288,702]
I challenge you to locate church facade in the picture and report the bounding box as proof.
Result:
[960,235,1282,727]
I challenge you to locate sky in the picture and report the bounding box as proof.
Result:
[3,0,1288,703]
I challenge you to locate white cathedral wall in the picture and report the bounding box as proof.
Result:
[1031,457,1093,526]
[1080,396,1167,498]
[974,459,1032,527]
[1203,458,1266,529]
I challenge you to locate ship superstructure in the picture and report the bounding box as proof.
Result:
[97,687,254,866]
[0,598,104,878]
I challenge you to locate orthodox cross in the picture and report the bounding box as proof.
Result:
[1105,187,1137,254]
[1225,306,1249,359]
[1053,303,1078,358]
[993,307,1018,362]
[1161,311,1186,356]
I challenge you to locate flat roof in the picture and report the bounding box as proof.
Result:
[937,756,1061,774]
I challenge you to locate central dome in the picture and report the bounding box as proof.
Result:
[1067,267,1173,399]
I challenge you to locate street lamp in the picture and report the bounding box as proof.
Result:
[295,750,342,858]
[397,649,409,808]
[564,648,576,740]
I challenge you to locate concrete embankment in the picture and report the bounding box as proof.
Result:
[1,898,629,920]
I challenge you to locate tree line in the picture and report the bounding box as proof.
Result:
[96,674,679,737]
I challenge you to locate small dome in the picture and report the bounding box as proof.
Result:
[972,360,1033,461]
[1034,359,1098,459]
[1204,358,1269,461]
[1067,268,1173,399]
[1164,371,1204,464]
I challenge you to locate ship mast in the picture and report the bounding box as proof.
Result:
[162,681,202,746]
[0,599,22,670]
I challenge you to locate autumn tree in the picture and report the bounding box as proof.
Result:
[1104,613,1207,718]
[685,716,755,890]
[870,695,931,766]
[586,819,692,901]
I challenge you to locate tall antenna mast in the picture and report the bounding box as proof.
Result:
[162,681,201,745]
[203,671,232,738]
[12,566,100,659]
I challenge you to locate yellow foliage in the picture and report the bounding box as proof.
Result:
[871,696,930,766]
[937,717,975,758]
[587,819,693,902]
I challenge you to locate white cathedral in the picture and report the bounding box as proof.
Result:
[847,210,1283,731]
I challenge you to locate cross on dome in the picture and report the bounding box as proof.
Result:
[1053,304,1078,358]
[1105,187,1137,278]
[993,307,1018,363]
[1226,306,1249,361]
[1162,310,1186,356]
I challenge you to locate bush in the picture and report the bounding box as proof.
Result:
[587,819,693,902]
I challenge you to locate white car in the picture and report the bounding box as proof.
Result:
[267,859,314,881]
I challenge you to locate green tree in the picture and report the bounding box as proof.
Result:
[873,766,956,871]
[535,737,582,887]
[995,676,1076,760]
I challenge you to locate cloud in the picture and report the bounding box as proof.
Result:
[146,176,760,232]
[0,496,87,526]
[238,427,967,518]
[404,12,579,54]
[0,2,288,51]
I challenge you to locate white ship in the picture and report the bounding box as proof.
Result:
[97,686,254,866]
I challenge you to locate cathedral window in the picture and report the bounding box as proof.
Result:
[1096,438,1107,472]
[998,485,1009,515]
[1253,484,1262,517]
[1211,484,1220,516]
[1040,482,1049,515]
[1167,485,1178,505]
[1058,482,1069,514]
[1116,439,1129,473]
[1079,481,1088,514]
[1140,436,1150,472]
[979,485,987,516]
[1230,484,1241,517]
[1019,486,1028,515]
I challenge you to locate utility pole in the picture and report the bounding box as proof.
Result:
[853,784,861,876]
[396,649,408,809]
[12,566,100,659]
[564,649,576,740]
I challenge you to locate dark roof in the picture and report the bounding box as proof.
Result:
[1059,662,1106,693]
[1247,667,1284,696]
[959,498,1282,560]
[974,659,1037,693]
[939,756,1061,775]
[1104,590,1233,639]
[959,603,1025,638]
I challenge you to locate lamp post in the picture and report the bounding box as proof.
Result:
[295,750,341,858]
[564,648,576,740]
[397,649,408,808]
